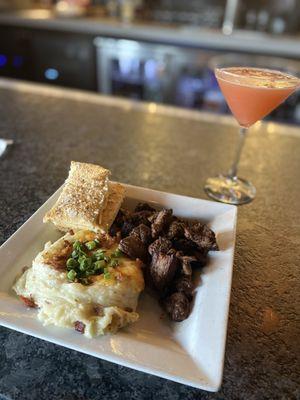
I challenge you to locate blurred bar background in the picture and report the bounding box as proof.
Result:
[0,0,299,124]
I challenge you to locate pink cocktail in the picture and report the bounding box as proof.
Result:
[216,67,299,128]
[204,67,299,205]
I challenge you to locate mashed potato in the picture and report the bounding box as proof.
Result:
[13,230,144,338]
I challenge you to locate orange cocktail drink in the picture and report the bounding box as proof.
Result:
[215,67,299,128]
[204,67,299,205]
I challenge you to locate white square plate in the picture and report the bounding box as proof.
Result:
[0,183,237,392]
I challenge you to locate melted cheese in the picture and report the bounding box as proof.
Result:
[13,230,144,338]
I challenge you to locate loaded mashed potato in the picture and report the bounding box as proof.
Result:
[13,230,144,338]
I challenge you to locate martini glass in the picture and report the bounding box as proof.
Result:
[204,67,300,205]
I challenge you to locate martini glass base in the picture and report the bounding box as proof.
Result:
[204,175,256,205]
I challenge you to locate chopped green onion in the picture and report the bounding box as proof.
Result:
[66,258,78,269]
[79,257,92,271]
[112,248,123,258]
[73,240,87,257]
[85,241,97,251]
[103,267,111,280]
[104,272,111,280]
[71,250,79,258]
[94,250,105,260]
[109,259,119,268]
[78,254,86,263]
[73,240,82,251]
[67,269,77,281]
[94,260,106,270]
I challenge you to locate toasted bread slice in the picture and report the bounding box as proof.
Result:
[99,182,125,231]
[43,161,110,232]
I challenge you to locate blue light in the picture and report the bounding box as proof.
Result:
[0,54,7,68]
[13,55,24,68]
[45,68,59,80]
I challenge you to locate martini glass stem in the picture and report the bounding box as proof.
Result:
[227,127,248,178]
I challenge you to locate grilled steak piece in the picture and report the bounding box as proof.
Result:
[120,211,153,238]
[151,209,173,238]
[119,235,148,262]
[121,219,136,238]
[150,251,178,290]
[132,210,153,227]
[173,238,197,254]
[192,249,208,268]
[134,202,156,213]
[131,224,152,245]
[148,211,159,224]
[167,220,185,240]
[176,253,199,275]
[184,222,218,251]
[109,223,119,237]
[148,237,172,256]
[162,292,190,322]
[172,276,194,300]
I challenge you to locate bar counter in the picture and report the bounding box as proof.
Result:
[0,9,300,58]
[0,79,299,400]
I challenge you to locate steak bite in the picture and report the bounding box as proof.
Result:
[151,209,173,238]
[121,211,153,237]
[162,292,190,322]
[192,249,208,268]
[119,235,148,262]
[109,209,131,236]
[121,218,136,238]
[172,276,194,300]
[150,251,178,291]
[148,237,172,256]
[147,211,159,224]
[167,220,185,240]
[176,253,198,276]
[131,224,152,245]
[173,238,197,254]
[132,210,153,227]
[184,222,218,251]
[134,202,156,213]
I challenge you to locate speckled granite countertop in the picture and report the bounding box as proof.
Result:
[0,79,299,400]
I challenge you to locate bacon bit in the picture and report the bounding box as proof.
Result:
[93,305,104,317]
[19,295,37,308]
[96,233,117,248]
[114,271,124,282]
[46,241,73,270]
[69,229,74,235]
[74,321,85,334]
